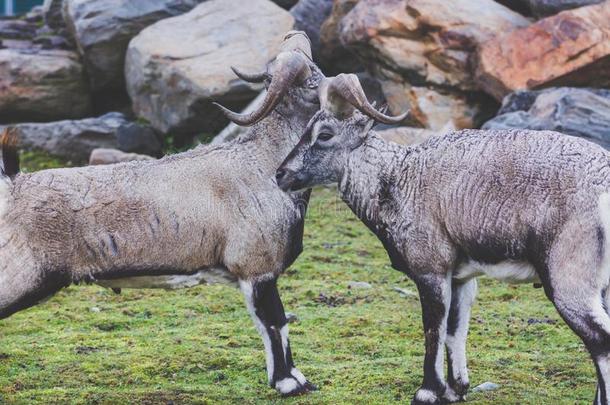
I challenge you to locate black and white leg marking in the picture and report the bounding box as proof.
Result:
[412,272,459,405]
[446,278,477,401]
[240,277,315,396]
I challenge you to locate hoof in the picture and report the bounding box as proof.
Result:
[411,388,442,405]
[411,386,463,405]
[302,381,318,391]
[448,379,469,401]
[275,377,316,397]
[443,386,464,403]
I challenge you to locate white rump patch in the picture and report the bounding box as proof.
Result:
[454,260,538,284]
[0,178,11,219]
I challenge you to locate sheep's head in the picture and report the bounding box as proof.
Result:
[215,31,323,127]
[276,74,408,192]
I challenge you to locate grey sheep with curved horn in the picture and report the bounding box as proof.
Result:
[277,73,610,404]
[0,31,323,397]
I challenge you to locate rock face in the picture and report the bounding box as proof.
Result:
[3,113,161,162]
[0,48,91,123]
[476,2,610,101]
[482,88,610,149]
[63,0,205,93]
[319,0,362,74]
[340,0,530,91]
[332,0,527,129]
[0,20,37,40]
[126,0,294,136]
[89,148,154,165]
[381,80,496,130]
[290,0,333,62]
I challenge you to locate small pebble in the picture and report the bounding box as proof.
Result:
[473,381,500,392]
[348,281,372,289]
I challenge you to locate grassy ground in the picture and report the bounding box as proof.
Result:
[0,155,595,404]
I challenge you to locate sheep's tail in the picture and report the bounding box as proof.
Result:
[0,128,19,180]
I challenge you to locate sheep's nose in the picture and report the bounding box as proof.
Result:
[275,169,287,183]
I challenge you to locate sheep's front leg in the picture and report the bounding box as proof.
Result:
[240,277,315,396]
[446,278,477,401]
[412,273,458,405]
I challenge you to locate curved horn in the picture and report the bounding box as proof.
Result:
[326,74,409,125]
[214,51,311,127]
[281,30,312,60]
[230,66,268,83]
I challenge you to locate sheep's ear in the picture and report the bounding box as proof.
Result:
[359,118,375,139]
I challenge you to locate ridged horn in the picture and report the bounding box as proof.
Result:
[281,30,312,60]
[214,51,311,127]
[324,74,409,124]
[230,66,268,83]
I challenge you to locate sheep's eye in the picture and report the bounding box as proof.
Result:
[317,132,334,142]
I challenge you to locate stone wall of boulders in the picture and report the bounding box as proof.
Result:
[1,0,609,163]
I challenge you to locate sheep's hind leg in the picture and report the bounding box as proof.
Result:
[549,282,610,405]
[545,229,610,405]
[240,276,315,396]
[445,278,477,401]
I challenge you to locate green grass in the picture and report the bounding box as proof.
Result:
[19,150,71,172]
[0,154,595,404]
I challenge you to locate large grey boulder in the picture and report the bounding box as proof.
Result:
[0,48,91,123]
[63,0,206,93]
[126,0,294,136]
[482,88,610,149]
[2,113,162,163]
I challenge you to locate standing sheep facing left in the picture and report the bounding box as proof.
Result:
[277,73,610,404]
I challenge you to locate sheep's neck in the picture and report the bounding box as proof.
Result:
[338,134,414,233]
[239,110,311,177]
